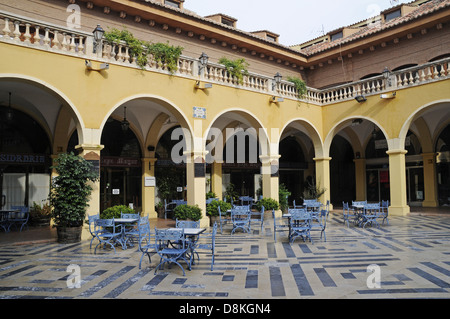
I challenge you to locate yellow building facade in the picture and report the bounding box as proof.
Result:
[0,0,449,230]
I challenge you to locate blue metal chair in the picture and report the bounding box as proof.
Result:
[362,203,381,228]
[231,205,251,235]
[196,222,218,271]
[239,196,254,207]
[9,206,29,232]
[218,205,231,234]
[120,212,140,244]
[176,219,200,229]
[251,205,264,231]
[381,200,389,225]
[138,217,155,269]
[154,228,191,276]
[88,214,100,248]
[94,218,121,254]
[310,209,327,241]
[272,209,289,242]
[343,201,357,227]
[289,209,312,244]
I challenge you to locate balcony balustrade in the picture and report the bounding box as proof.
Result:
[1,11,449,106]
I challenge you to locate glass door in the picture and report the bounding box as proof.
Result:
[407,167,424,205]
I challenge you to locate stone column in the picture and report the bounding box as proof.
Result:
[313,157,332,207]
[142,157,157,218]
[387,149,410,216]
[260,155,280,213]
[75,144,103,218]
[422,152,438,207]
[354,158,367,201]
[211,161,223,200]
[186,150,208,227]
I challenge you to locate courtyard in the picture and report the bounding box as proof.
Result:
[0,208,449,300]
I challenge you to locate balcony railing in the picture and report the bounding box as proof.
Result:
[1,11,449,106]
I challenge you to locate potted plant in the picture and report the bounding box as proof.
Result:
[206,200,231,226]
[174,204,202,221]
[49,152,99,244]
[255,198,279,212]
[101,205,136,219]
[30,201,52,227]
[155,202,165,219]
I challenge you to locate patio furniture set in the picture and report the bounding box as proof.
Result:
[88,213,217,276]
[343,200,389,228]
[273,200,329,244]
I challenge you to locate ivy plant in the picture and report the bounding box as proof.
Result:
[287,76,307,99]
[104,28,183,72]
[219,57,249,84]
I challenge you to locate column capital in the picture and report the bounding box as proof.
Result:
[386,149,408,155]
[313,156,332,162]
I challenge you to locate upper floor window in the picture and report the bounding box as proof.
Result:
[330,31,343,42]
[165,0,182,9]
[385,9,401,22]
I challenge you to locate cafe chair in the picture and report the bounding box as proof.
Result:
[176,219,200,229]
[381,200,389,225]
[289,210,312,244]
[88,214,100,249]
[218,205,231,234]
[9,206,29,232]
[94,218,121,254]
[310,209,327,242]
[154,228,191,276]
[196,222,218,271]
[231,206,251,235]
[251,205,265,232]
[138,217,155,269]
[343,202,357,227]
[272,209,289,242]
[362,203,381,228]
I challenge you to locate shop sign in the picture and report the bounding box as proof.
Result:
[0,153,46,165]
[101,156,141,167]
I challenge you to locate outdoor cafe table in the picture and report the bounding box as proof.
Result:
[114,218,139,249]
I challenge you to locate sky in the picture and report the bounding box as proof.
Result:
[184,0,412,46]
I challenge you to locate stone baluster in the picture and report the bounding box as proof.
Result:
[13,21,21,42]
[77,35,84,54]
[33,26,41,45]
[23,23,31,43]
[69,34,76,52]
[2,17,11,38]
[52,30,60,49]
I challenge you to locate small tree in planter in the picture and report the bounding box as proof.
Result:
[206,200,231,226]
[174,204,202,221]
[255,198,279,212]
[49,152,99,243]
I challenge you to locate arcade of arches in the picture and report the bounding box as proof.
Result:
[1,76,450,228]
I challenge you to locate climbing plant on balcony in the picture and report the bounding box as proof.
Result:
[287,76,307,99]
[104,28,183,72]
[219,57,249,84]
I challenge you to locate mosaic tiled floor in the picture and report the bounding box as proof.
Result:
[1,213,450,299]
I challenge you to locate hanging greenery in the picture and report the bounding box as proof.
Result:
[218,57,249,84]
[287,76,307,99]
[104,28,183,72]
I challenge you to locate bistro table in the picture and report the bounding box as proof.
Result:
[114,218,139,249]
